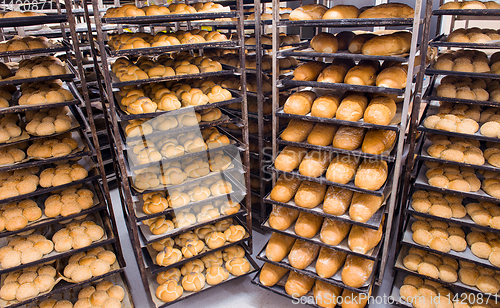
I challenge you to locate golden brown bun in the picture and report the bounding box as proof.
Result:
[285,271,315,297]
[376,65,408,89]
[341,255,374,288]
[295,212,324,238]
[349,192,384,223]
[323,186,354,216]
[307,123,338,146]
[275,146,308,172]
[269,205,300,231]
[293,61,328,81]
[362,129,397,155]
[362,32,412,56]
[323,5,359,19]
[320,218,352,246]
[332,126,366,150]
[310,33,338,53]
[348,221,383,254]
[283,91,317,115]
[280,119,315,142]
[336,93,368,122]
[288,239,320,269]
[317,63,349,83]
[259,262,289,287]
[316,247,347,278]
[311,94,341,118]
[294,181,327,209]
[313,280,343,308]
[358,3,415,18]
[298,150,331,178]
[348,34,377,54]
[364,96,397,125]
[354,160,388,191]
[289,4,328,20]
[344,64,377,86]
[266,232,296,262]
[269,175,301,203]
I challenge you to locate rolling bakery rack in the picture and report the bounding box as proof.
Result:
[0,1,133,307]
[251,0,428,304]
[391,1,500,307]
[85,0,257,306]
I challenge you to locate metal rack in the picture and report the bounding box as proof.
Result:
[251,0,427,303]
[0,1,132,307]
[85,0,256,306]
[392,0,500,306]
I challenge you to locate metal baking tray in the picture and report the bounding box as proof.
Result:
[143,217,251,274]
[147,250,258,308]
[0,40,71,58]
[433,9,500,16]
[390,271,415,308]
[426,67,500,80]
[260,217,383,260]
[0,70,75,87]
[281,79,406,95]
[107,40,238,57]
[402,216,500,272]
[278,18,414,27]
[280,48,409,63]
[102,11,236,24]
[256,239,375,294]
[0,14,67,27]
[430,33,500,49]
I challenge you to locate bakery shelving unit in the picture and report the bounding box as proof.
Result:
[0,1,133,308]
[85,0,256,306]
[392,1,500,306]
[250,0,428,303]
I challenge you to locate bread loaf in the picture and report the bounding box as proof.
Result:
[323,186,354,215]
[349,193,384,223]
[364,96,397,125]
[313,280,343,308]
[320,218,352,245]
[293,61,327,81]
[294,181,327,209]
[317,63,349,83]
[307,123,338,146]
[289,4,328,20]
[332,126,366,150]
[341,289,370,308]
[310,33,338,53]
[259,262,289,287]
[285,271,315,297]
[270,175,301,203]
[362,32,412,56]
[344,64,377,86]
[325,154,360,184]
[295,212,324,238]
[336,93,368,122]
[316,247,347,278]
[298,150,331,178]
[311,94,341,118]
[361,129,397,155]
[266,232,296,262]
[348,221,383,254]
[348,34,377,54]
[376,65,407,89]
[288,239,320,269]
[358,3,414,18]
[275,146,308,172]
[280,119,315,142]
[284,91,317,115]
[341,255,374,288]
[355,159,388,191]
[336,31,356,50]
[322,5,359,19]
[269,205,300,230]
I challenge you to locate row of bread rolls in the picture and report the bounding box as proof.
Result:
[467,200,500,230]
[0,199,41,232]
[399,275,457,308]
[411,218,467,253]
[0,233,54,269]
[268,208,383,253]
[448,27,500,43]
[466,228,500,267]
[52,219,105,253]
[0,263,57,302]
[265,232,374,288]
[293,59,408,89]
[62,247,116,283]
[270,175,385,223]
[17,80,74,106]
[289,3,414,21]
[25,107,73,136]
[433,50,500,74]
[0,11,46,18]
[151,219,245,266]
[284,91,400,126]
[436,76,500,102]
[63,280,126,308]
[0,114,22,143]
[411,190,467,220]
[0,36,51,52]
[260,262,369,308]
[104,2,227,17]
[274,147,389,190]
[425,134,492,166]
[423,111,480,136]
[425,163,481,193]
[311,31,412,56]
[108,29,227,51]
[15,56,67,79]
[155,245,251,302]
[440,0,500,9]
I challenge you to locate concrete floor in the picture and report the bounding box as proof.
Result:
[110,189,396,308]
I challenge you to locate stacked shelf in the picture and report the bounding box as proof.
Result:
[392,1,500,307]
[0,2,132,307]
[87,0,256,306]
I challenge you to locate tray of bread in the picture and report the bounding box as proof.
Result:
[261,213,384,260]
[427,50,500,80]
[103,12,235,25]
[434,0,500,15]
[0,13,67,28]
[256,235,376,294]
[143,217,251,274]
[0,58,75,87]
[430,33,500,49]
[0,38,70,58]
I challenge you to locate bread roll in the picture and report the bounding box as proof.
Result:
[259,262,289,287]
[294,181,327,209]
[354,159,388,191]
[336,31,356,51]
[310,33,338,53]
[341,289,370,308]
[361,129,397,155]
[269,205,300,230]
[358,3,414,18]
[341,255,374,288]
[336,93,368,122]
[325,154,360,184]
[348,34,377,54]
[307,123,338,146]
[320,218,352,245]
[311,94,341,118]
[275,146,308,172]
[288,239,320,269]
[293,61,327,81]
[364,96,396,126]
[349,193,384,223]
[332,126,366,150]
[270,176,301,203]
[284,91,317,115]
[316,247,347,278]
[295,212,324,238]
[280,119,315,142]
[317,63,349,83]
[323,186,354,215]
[266,232,296,262]
[289,4,328,20]
[348,221,383,254]
[362,32,411,56]
[298,150,331,178]
[376,65,407,89]
[323,5,359,19]
[344,65,377,86]
[285,271,315,297]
